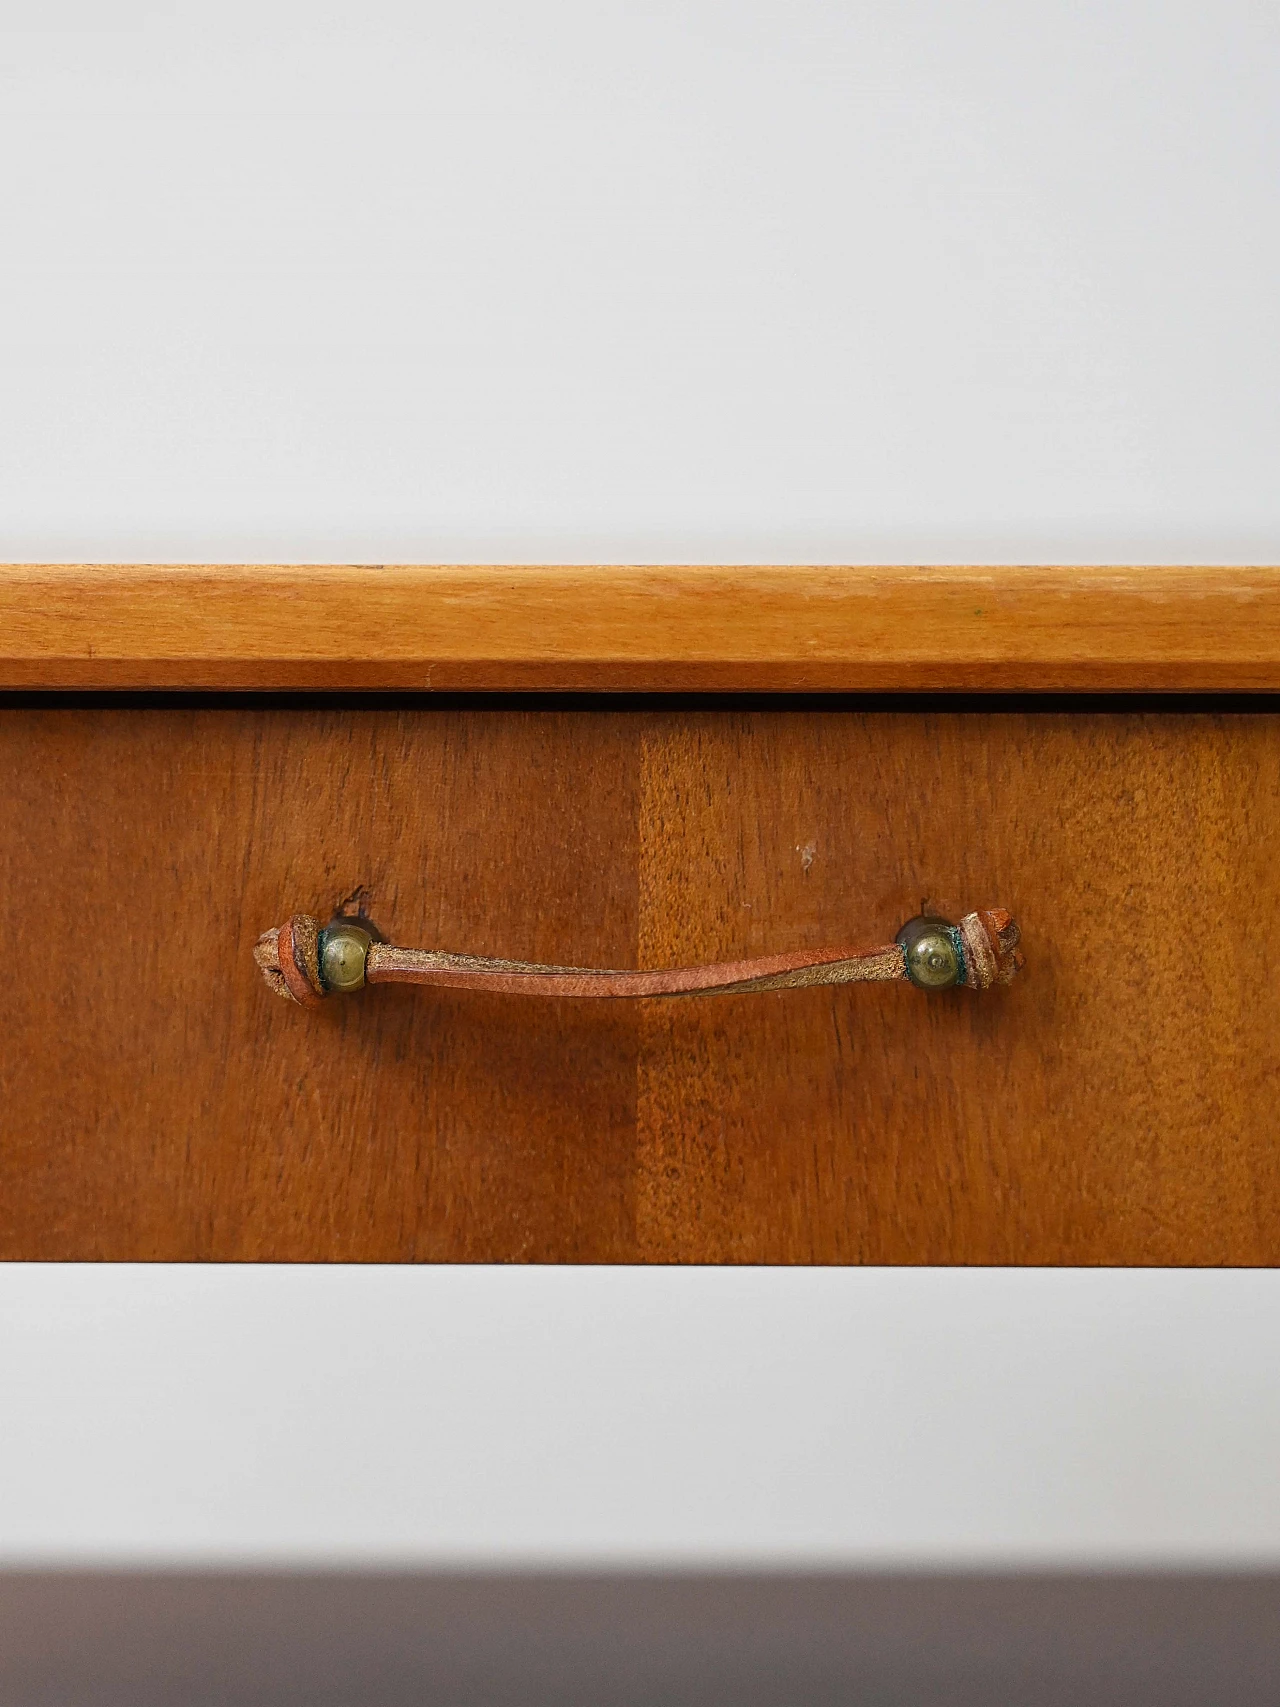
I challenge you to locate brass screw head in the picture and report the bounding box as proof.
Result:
[896,915,963,991]
[318,921,373,994]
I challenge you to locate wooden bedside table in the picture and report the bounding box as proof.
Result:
[2,563,1277,1264]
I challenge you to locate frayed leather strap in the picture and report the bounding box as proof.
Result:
[255,908,1022,1006]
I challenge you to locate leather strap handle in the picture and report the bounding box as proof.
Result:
[254,908,1022,1009]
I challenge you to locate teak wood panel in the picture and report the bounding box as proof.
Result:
[6,564,1280,691]
[1,702,1277,1264]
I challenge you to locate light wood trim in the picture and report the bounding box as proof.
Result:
[2,563,1280,691]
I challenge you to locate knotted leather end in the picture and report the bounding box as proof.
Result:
[254,915,327,1007]
[959,909,1024,990]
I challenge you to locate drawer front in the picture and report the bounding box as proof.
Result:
[2,702,1276,1264]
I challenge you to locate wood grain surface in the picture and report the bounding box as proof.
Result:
[2,699,1277,1263]
[5,564,1280,691]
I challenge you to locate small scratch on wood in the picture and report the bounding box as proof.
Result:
[797,840,816,871]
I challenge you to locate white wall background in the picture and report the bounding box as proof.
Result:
[3,1267,1280,1567]
[2,0,1279,1567]
[2,0,1279,564]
